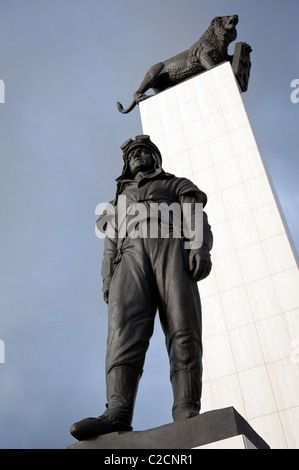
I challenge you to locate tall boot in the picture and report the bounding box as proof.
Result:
[70,365,141,441]
[103,365,141,426]
[171,369,202,421]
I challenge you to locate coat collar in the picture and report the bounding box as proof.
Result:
[115,167,174,185]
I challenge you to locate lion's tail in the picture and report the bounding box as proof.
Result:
[116,100,137,114]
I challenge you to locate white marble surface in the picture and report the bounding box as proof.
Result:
[140,62,299,449]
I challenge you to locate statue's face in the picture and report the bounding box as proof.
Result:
[128,147,154,177]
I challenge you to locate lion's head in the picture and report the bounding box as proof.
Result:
[211,14,238,41]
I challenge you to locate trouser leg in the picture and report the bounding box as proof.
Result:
[150,237,203,421]
[105,238,157,422]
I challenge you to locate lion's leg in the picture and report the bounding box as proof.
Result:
[134,62,165,102]
[198,52,215,71]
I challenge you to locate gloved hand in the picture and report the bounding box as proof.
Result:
[188,248,212,282]
[103,290,109,304]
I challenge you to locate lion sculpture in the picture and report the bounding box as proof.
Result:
[117,14,241,114]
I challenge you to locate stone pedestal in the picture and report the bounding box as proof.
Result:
[69,407,270,449]
[139,63,299,449]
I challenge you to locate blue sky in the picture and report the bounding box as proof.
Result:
[0,0,298,449]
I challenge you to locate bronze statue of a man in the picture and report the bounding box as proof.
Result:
[70,135,213,441]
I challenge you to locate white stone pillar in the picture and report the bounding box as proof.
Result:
[139,62,299,449]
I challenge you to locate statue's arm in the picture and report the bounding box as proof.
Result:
[96,201,118,304]
[101,235,117,304]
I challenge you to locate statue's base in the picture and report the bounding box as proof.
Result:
[68,407,270,449]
